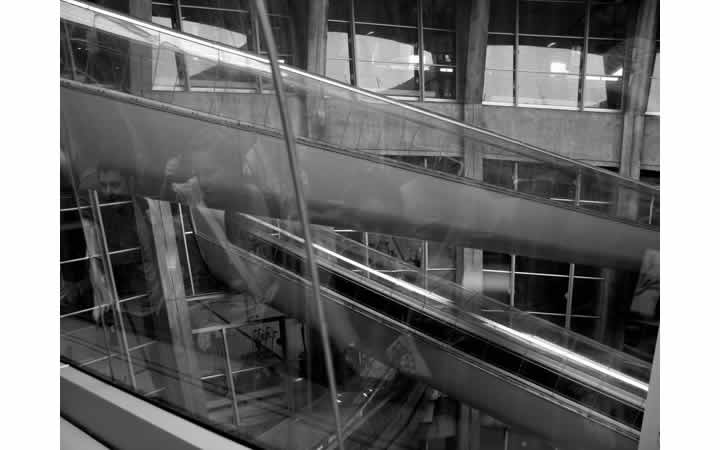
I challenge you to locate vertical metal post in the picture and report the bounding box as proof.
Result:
[513,0,519,106]
[177,204,196,296]
[221,328,242,428]
[509,254,516,307]
[252,1,345,447]
[578,0,591,110]
[363,231,370,277]
[417,0,425,101]
[89,191,138,390]
[648,195,655,225]
[565,263,575,329]
[349,0,359,87]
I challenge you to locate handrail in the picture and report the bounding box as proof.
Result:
[60,0,660,193]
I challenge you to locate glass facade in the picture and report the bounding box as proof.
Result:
[60,1,659,449]
[485,0,628,110]
[327,0,457,100]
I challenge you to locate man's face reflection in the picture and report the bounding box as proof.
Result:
[98,169,129,202]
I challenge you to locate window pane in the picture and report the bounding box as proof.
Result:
[483,159,515,189]
[652,44,660,78]
[356,61,419,96]
[519,0,586,37]
[483,251,511,271]
[589,1,628,39]
[423,0,456,29]
[489,0,516,33]
[181,8,253,50]
[586,39,625,76]
[514,274,569,314]
[571,278,602,316]
[428,269,456,282]
[151,4,175,29]
[326,59,352,84]
[518,36,583,73]
[327,21,351,59]
[355,25,417,62]
[583,76,622,109]
[483,69,513,103]
[152,45,184,90]
[424,65,456,99]
[182,0,250,10]
[112,250,148,299]
[61,260,94,316]
[101,203,140,252]
[486,34,514,70]
[516,162,576,200]
[259,15,294,55]
[647,77,659,113]
[61,210,88,262]
[328,0,351,21]
[518,72,580,107]
[483,271,511,304]
[423,30,455,64]
[516,255,570,276]
[355,0,418,26]
[427,241,456,269]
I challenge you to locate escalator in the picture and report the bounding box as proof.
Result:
[59,2,657,449]
[60,0,659,272]
[188,206,649,450]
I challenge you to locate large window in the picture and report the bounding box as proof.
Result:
[484,0,628,111]
[151,0,297,92]
[327,0,457,100]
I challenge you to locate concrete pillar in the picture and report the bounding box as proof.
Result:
[304,0,330,141]
[458,2,493,449]
[619,0,658,179]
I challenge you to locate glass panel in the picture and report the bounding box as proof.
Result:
[518,72,580,107]
[483,159,515,189]
[570,317,599,340]
[354,0,418,26]
[180,7,254,51]
[590,1,628,39]
[483,69,513,103]
[423,30,455,65]
[486,34,514,70]
[356,61,419,96]
[583,75,622,109]
[571,278,603,316]
[424,65,456,99]
[328,0,351,21]
[516,256,570,276]
[326,59,352,84]
[327,21,351,59]
[355,25,418,62]
[181,1,250,10]
[483,270,511,304]
[484,251,512,271]
[489,0,516,33]
[518,36,583,73]
[514,274,569,314]
[516,162,575,200]
[61,210,89,261]
[112,250,148,299]
[647,77,659,114]
[422,0,456,29]
[151,4,175,29]
[519,0,586,37]
[427,241,456,269]
[585,39,625,76]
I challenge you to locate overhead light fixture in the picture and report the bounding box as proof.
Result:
[547,42,557,48]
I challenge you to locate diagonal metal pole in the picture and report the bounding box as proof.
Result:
[252,1,345,447]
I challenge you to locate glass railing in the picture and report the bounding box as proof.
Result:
[60,2,656,449]
[60,0,659,229]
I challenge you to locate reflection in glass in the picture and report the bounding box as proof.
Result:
[514,274,568,315]
[355,25,417,62]
[356,61,419,95]
[424,65,455,98]
[583,76,622,109]
[586,39,625,76]
[326,58,352,84]
[327,21,351,59]
[589,1,628,39]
